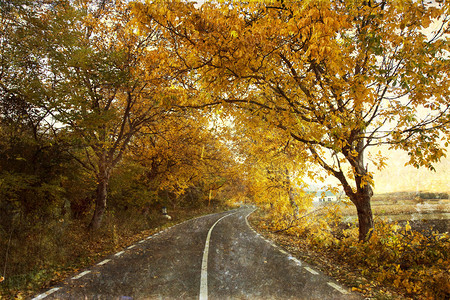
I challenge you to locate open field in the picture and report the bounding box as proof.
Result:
[340,199,450,216]
[334,194,450,234]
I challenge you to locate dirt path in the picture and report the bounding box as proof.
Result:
[32,207,360,300]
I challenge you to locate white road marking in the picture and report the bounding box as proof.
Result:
[244,208,257,229]
[327,282,349,294]
[279,249,288,255]
[199,212,236,300]
[304,267,319,275]
[31,287,60,300]
[97,259,111,266]
[289,257,302,265]
[71,270,91,280]
[243,208,307,272]
[29,209,244,300]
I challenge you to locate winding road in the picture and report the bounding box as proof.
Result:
[32,207,360,299]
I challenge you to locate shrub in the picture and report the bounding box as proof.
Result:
[260,205,450,299]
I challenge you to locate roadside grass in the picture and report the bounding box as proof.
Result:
[249,200,450,299]
[0,204,230,299]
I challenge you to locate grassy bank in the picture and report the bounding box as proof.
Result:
[249,204,450,299]
[0,204,230,299]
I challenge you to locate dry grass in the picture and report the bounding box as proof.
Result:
[339,199,450,216]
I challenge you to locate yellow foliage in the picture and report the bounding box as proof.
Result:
[259,206,450,299]
[132,0,450,242]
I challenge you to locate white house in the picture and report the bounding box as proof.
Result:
[312,191,338,203]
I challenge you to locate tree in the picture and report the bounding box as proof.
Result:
[0,0,73,225]
[134,0,450,240]
[3,0,183,230]
[127,108,239,208]
[230,113,309,218]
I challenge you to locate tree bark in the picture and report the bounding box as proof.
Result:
[89,160,111,231]
[336,135,375,241]
[355,138,374,241]
[354,189,374,241]
[288,185,299,218]
[89,177,109,231]
[350,138,375,241]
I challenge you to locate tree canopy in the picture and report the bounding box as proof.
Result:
[0,0,241,232]
[133,0,450,240]
[1,0,449,241]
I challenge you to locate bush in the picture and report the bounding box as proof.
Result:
[259,205,450,299]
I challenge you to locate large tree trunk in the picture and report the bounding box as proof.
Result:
[89,177,108,230]
[354,188,374,241]
[339,136,375,241]
[351,138,374,241]
[89,162,111,231]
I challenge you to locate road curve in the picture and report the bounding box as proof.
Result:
[33,207,360,300]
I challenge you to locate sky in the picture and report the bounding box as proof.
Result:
[372,148,450,194]
[372,12,449,195]
[304,148,450,195]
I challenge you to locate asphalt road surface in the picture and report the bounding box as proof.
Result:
[33,207,361,300]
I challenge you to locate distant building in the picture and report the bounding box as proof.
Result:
[312,191,338,203]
